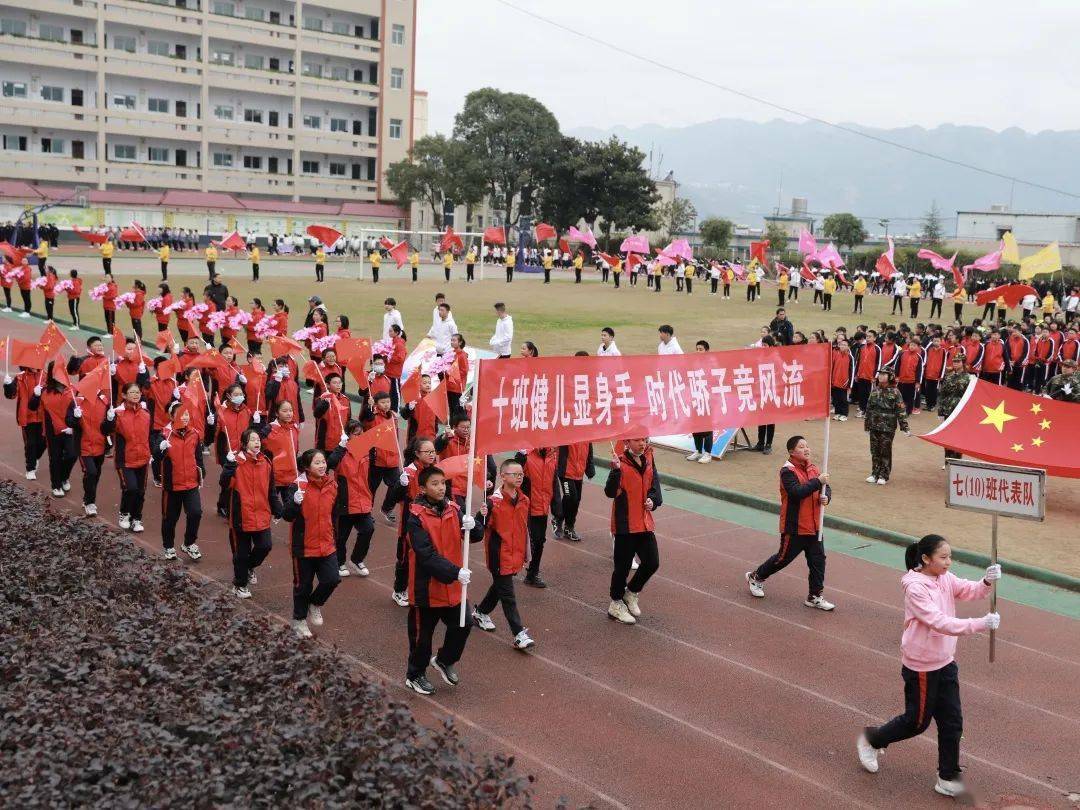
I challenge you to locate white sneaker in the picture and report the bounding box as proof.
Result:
[163,547,177,560]
[513,629,535,650]
[18,311,29,318]
[132,520,144,533]
[338,564,350,577]
[805,595,836,611]
[51,488,64,498]
[837,415,848,422]
[2,307,11,312]
[68,325,79,331]
[608,599,636,624]
[933,777,965,797]
[118,513,131,529]
[25,470,36,480]
[292,619,313,639]
[392,590,409,607]
[745,571,765,598]
[247,570,258,586]
[622,590,642,617]
[698,454,712,464]
[348,561,369,577]
[83,503,97,516]
[685,452,700,461]
[876,478,887,486]
[472,610,496,631]
[62,479,71,492]
[307,605,324,627]
[856,732,880,773]
[181,543,202,560]
[234,585,252,599]
[865,475,877,483]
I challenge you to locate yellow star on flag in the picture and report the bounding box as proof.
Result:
[1031,437,1044,448]
[1011,443,1024,452]
[1031,403,1043,415]
[980,401,1017,433]
[1040,419,1051,430]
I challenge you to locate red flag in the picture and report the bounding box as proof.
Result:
[157,356,182,381]
[306,224,343,248]
[155,330,172,351]
[111,325,126,358]
[76,360,109,398]
[399,373,421,404]
[226,336,247,356]
[10,339,53,370]
[119,226,145,244]
[388,240,410,268]
[301,359,320,382]
[39,322,67,355]
[800,262,818,283]
[379,236,395,250]
[215,230,246,251]
[975,283,1038,309]
[750,240,769,264]
[535,222,557,242]
[627,254,645,271]
[266,335,304,360]
[952,264,968,290]
[334,337,372,365]
[438,453,485,493]
[921,377,1080,478]
[419,383,449,424]
[483,226,506,245]
[439,227,464,252]
[558,238,570,254]
[347,418,400,459]
[49,359,71,390]
[72,226,109,246]
[597,252,620,267]
[187,349,228,371]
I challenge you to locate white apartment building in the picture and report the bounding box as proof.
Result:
[0,0,416,205]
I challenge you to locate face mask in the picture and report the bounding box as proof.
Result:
[373,364,385,374]
[230,394,244,406]
[279,368,290,378]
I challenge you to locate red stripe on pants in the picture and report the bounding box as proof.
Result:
[916,671,928,726]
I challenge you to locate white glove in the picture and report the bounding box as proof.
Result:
[280,368,290,379]
[983,612,1001,630]
[226,451,236,463]
[138,363,146,374]
[407,400,416,409]
[461,514,476,532]
[399,472,410,486]
[367,372,375,382]
[252,411,261,424]
[460,393,470,406]
[109,363,117,375]
[293,489,304,504]
[140,401,147,409]
[159,439,171,451]
[73,406,83,419]
[339,433,349,447]
[173,342,183,354]
[33,385,42,396]
[206,413,215,425]
[456,567,471,585]
[238,373,247,384]
[3,375,12,385]
[172,387,181,399]
[984,563,1002,582]
[204,341,213,350]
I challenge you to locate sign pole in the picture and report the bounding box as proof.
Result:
[817,388,832,542]
[990,513,998,663]
[459,359,482,628]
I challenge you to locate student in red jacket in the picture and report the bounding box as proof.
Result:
[830,338,855,421]
[471,458,535,650]
[385,436,437,606]
[72,388,110,517]
[112,339,150,402]
[894,337,926,416]
[445,333,469,415]
[155,402,205,560]
[327,419,375,578]
[403,464,486,695]
[978,328,1008,385]
[312,373,351,451]
[605,438,662,625]
[66,269,83,329]
[921,335,947,411]
[102,382,152,533]
[400,373,439,444]
[214,383,254,516]
[220,428,283,599]
[42,266,58,322]
[266,356,304,424]
[257,399,301,503]
[853,331,880,416]
[386,324,408,411]
[155,283,173,334]
[361,390,403,525]
[516,446,562,588]
[30,365,78,498]
[129,280,147,340]
[1031,327,1054,393]
[4,366,45,479]
[746,435,834,610]
[284,448,341,639]
[555,439,594,541]
[101,273,118,333]
[1006,325,1031,390]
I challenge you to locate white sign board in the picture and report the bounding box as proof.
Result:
[945,459,1045,522]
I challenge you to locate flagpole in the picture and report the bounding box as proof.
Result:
[5,334,9,378]
[817,388,831,544]
[459,358,482,628]
[989,514,998,663]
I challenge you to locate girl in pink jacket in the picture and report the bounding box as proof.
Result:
[857,534,1001,798]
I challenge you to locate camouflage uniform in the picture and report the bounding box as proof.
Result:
[1045,370,1080,403]
[864,386,909,481]
[937,369,971,461]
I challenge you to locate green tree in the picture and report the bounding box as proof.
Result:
[385,135,458,229]
[656,197,698,239]
[536,137,598,233]
[821,212,867,249]
[443,139,486,232]
[453,88,562,236]
[699,217,734,250]
[763,222,791,255]
[920,201,945,247]
[590,138,659,238]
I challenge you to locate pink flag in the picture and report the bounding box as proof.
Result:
[655,254,677,267]
[568,226,597,249]
[815,243,844,269]
[798,229,817,256]
[875,237,896,280]
[916,248,957,273]
[620,234,650,254]
[662,238,693,261]
[962,243,1003,274]
[731,263,747,280]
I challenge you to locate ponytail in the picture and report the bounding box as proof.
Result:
[905,534,948,570]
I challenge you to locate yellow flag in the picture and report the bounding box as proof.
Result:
[1001,231,1020,264]
[1018,241,1061,281]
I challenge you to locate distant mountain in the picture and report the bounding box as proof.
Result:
[568,119,1080,236]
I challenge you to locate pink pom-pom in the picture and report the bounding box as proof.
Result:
[146,296,163,312]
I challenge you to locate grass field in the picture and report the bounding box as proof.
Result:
[42,252,1080,579]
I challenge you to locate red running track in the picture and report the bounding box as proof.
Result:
[1,319,1077,809]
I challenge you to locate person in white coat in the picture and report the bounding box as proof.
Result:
[490,302,513,358]
[598,327,621,356]
[657,324,683,355]
[382,297,404,341]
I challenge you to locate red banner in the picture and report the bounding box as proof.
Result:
[474,344,831,454]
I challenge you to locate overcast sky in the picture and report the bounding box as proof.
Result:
[416,0,1080,137]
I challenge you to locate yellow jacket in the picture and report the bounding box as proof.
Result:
[205,246,218,262]
[778,272,789,290]
[34,243,48,260]
[1042,294,1056,312]
[542,255,554,269]
[747,271,757,284]
[505,252,515,268]
[100,242,114,259]
[443,252,453,268]
[248,246,259,263]
[823,278,837,294]
[464,250,475,264]
[159,245,170,262]
[410,251,420,267]
[573,255,583,270]
[370,251,381,268]
[316,249,327,264]
[854,278,867,294]
[909,281,922,298]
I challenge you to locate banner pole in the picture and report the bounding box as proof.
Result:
[817,403,832,543]
[459,358,482,627]
[990,513,998,664]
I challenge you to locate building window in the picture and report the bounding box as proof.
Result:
[329,65,348,81]
[302,62,322,78]
[112,34,136,53]
[390,67,404,89]
[213,152,233,167]
[301,159,319,173]
[211,0,235,16]
[244,6,265,21]
[148,97,169,113]
[329,161,345,176]
[391,24,405,45]
[147,39,170,57]
[243,155,262,169]
[3,135,28,151]
[1,19,28,37]
[331,21,349,35]
[302,16,323,31]
[244,53,265,70]
[39,24,65,42]
[112,94,136,110]
[214,105,234,120]
[41,138,65,154]
[388,118,402,139]
[330,118,347,133]
[41,85,64,102]
[243,108,263,124]
[211,49,234,65]
[302,114,320,129]
[148,146,169,162]
[113,144,136,160]
[2,81,27,98]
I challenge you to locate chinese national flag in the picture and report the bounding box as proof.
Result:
[49,359,71,389]
[483,226,506,245]
[111,325,126,357]
[399,373,421,404]
[39,322,67,355]
[187,349,227,371]
[439,227,464,252]
[155,330,173,351]
[267,335,304,360]
[76,361,110,398]
[10,339,53,370]
[975,283,1037,309]
[379,236,395,250]
[301,359,321,383]
[558,238,570,254]
[334,337,371,366]
[419,383,449,424]
[347,418,399,459]
[535,222,557,242]
[439,453,485,493]
[388,240,410,268]
[921,377,1080,478]
[157,356,181,381]
[306,224,343,248]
